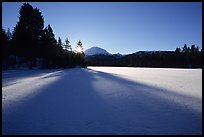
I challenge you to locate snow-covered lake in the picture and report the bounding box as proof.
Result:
[2,67,202,135]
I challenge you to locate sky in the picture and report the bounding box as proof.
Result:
[2,2,202,54]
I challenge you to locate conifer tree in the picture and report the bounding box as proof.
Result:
[58,37,62,48]
[65,37,72,51]
[12,3,44,69]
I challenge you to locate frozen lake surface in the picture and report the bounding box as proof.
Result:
[2,67,202,135]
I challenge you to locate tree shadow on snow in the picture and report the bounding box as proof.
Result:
[2,68,202,135]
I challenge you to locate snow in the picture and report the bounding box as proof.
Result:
[84,46,110,56]
[2,67,202,135]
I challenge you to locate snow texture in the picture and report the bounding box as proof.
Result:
[2,67,202,135]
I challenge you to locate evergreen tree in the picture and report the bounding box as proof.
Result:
[195,46,199,53]
[40,24,59,68]
[64,37,72,51]
[57,37,62,48]
[12,3,44,69]
[182,44,188,52]
[75,40,83,53]
[190,44,196,53]
[75,40,86,67]
[175,47,181,53]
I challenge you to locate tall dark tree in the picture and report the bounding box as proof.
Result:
[75,40,86,67]
[75,40,84,53]
[40,24,58,68]
[190,44,196,53]
[182,44,188,52]
[57,37,62,48]
[12,3,44,69]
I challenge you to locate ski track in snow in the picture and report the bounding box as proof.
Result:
[2,67,202,135]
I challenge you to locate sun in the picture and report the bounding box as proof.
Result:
[75,46,83,53]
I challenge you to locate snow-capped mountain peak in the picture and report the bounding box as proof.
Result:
[84,46,110,56]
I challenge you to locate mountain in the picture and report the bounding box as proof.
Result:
[84,47,110,56]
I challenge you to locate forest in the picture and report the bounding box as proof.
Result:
[2,3,86,70]
[86,44,202,68]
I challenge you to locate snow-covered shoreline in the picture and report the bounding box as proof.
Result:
[2,67,202,135]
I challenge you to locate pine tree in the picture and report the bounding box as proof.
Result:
[58,37,62,48]
[182,44,188,52]
[64,37,72,51]
[175,47,181,53]
[12,3,44,69]
[75,40,83,53]
[74,40,86,67]
[190,44,196,53]
[40,24,59,68]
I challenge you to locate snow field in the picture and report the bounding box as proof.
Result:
[2,67,202,135]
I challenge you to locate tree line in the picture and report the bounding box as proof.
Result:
[2,3,86,70]
[2,3,202,69]
[86,44,202,68]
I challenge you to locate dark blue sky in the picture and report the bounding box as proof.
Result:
[2,2,202,54]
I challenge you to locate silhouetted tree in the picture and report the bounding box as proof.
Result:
[190,44,196,53]
[182,44,188,52]
[3,3,92,69]
[12,3,44,69]
[40,24,58,68]
[75,40,83,53]
[57,37,62,48]
[74,40,86,67]
[64,37,72,51]
[175,47,181,53]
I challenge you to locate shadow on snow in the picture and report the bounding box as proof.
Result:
[2,68,202,135]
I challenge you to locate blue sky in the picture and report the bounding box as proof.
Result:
[2,2,202,54]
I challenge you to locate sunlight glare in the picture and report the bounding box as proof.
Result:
[76,46,83,53]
